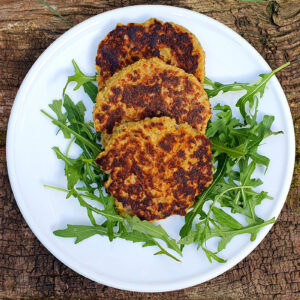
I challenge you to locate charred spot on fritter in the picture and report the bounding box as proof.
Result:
[104,107,125,134]
[96,18,205,89]
[96,117,213,221]
[93,58,211,135]
[158,133,176,152]
[177,150,186,159]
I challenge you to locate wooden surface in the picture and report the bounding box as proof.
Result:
[0,0,299,298]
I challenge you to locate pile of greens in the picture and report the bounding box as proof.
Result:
[41,60,289,262]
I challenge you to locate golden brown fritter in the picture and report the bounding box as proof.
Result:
[96,18,205,89]
[93,58,210,137]
[95,117,213,221]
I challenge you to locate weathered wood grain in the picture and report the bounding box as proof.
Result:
[0,0,299,298]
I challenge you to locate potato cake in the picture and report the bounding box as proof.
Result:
[95,117,213,221]
[93,58,210,137]
[96,18,205,89]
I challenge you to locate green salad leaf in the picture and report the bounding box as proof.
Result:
[54,224,108,243]
[126,216,182,257]
[42,62,183,260]
[178,61,289,261]
[205,62,290,125]
[42,59,289,262]
[63,60,98,102]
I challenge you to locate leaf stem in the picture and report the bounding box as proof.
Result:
[66,137,75,157]
[41,109,100,156]
[193,157,228,214]
[39,0,72,26]
[205,185,254,228]
[220,218,275,235]
[44,184,123,222]
[211,142,246,157]
[44,184,68,193]
[151,237,181,262]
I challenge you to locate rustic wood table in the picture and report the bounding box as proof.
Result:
[0,0,299,298]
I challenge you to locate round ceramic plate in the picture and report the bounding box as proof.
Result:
[7,5,295,292]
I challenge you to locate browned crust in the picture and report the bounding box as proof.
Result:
[95,117,213,221]
[93,58,211,135]
[96,18,205,89]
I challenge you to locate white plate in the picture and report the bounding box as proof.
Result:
[6,5,295,292]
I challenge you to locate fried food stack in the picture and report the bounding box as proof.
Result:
[93,18,213,221]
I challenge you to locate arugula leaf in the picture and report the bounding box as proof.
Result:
[63,60,97,102]
[205,78,246,98]
[120,230,156,247]
[48,99,70,138]
[206,62,290,125]
[180,154,228,242]
[179,64,288,261]
[63,94,86,123]
[52,146,83,189]
[205,62,289,99]
[121,230,181,262]
[202,247,226,263]
[207,104,280,169]
[41,109,100,156]
[45,60,286,263]
[54,224,108,243]
[100,193,120,241]
[54,224,181,261]
[212,207,243,230]
[194,185,254,246]
[180,218,275,246]
[211,142,246,158]
[46,185,123,222]
[126,216,182,257]
[151,238,181,262]
[83,82,98,103]
[219,217,275,249]
[60,94,99,157]
[44,60,187,261]
[75,191,123,222]
[46,182,182,259]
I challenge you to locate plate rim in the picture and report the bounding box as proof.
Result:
[6,4,296,292]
